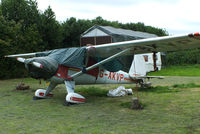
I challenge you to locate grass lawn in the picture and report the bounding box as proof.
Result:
[0,77,200,134]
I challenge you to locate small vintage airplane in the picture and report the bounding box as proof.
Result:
[5,32,200,104]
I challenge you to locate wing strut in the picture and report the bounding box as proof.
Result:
[153,52,157,71]
[70,48,130,79]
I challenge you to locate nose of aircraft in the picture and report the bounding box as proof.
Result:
[24,57,58,80]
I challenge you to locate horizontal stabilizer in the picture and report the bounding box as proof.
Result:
[129,74,164,80]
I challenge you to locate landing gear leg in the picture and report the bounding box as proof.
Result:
[139,79,152,88]
[33,82,56,100]
[64,81,85,106]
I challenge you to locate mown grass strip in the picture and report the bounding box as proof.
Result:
[148,64,200,76]
[1,78,200,134]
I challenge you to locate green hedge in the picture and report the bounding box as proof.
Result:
[164,49,200,66]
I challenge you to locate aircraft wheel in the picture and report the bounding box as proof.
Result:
[34,89,53,99]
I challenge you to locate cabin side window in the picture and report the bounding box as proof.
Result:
[143,55,148,62]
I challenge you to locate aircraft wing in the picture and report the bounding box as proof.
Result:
[6,33,200,58]
[87,33,200,58]
[5,32,200,80]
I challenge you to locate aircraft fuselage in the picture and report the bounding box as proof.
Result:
[50,66,138,85]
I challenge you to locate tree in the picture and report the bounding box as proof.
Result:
[62,17,94,47]
[38,6,63,50]
[0,0,42,79]
[92,16,120,28]
[164,49,200,66]
[0,4,2,15]
[0,16,25,79]
[1,0,40,29]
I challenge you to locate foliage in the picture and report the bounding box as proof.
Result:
[164,48,200,66]
[0,0,60,79]
[0,16,24,79]
[61,17,94,47]
[38,6,63,50]
[1,0,40,29]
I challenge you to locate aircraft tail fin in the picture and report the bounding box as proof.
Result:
[128,53,162,77]
[128,55,147,77]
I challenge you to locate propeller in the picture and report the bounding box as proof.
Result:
[16,57,25,63]
[16,57,43,69]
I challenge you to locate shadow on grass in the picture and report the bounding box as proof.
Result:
[138,83,200,93]
[120,101,147,109]
[76,86,107,97]
[138,86,179,93]
[172,83,200,88]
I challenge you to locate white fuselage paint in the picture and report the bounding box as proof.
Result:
[50,67,137,85]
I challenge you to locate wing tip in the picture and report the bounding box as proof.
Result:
[188,32,200,37]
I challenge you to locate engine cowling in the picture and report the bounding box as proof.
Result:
[25,57,58,80]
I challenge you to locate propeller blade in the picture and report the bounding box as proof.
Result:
[32,62,43,69]
[15,57,43,69]
[16,57,25,63]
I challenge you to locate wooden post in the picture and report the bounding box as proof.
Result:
[131,82,143,110]
[131,97,143,110]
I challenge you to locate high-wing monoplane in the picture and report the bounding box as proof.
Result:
[5,32,200,104]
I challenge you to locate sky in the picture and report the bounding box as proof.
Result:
[37,0,200,35]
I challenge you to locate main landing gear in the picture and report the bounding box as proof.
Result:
[33,82,56,100]
[64,81,85,106]
[138,79,152,88]
[33,81,85,106]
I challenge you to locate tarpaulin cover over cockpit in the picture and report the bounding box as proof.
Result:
[35,47,127,72]
[26,47,130,79]
[36,47,87,69]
